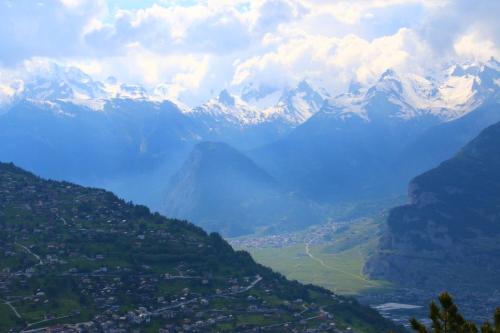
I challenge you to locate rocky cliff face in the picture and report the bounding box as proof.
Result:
[365,121,500,292]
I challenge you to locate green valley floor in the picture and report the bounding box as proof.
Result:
[230,218,391,295]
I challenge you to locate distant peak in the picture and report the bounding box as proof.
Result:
[281,79,322,98]
[450,64,466,77]
[241,83,279,103]
[106,76,118,85]
[369,68,403,95]
[297,80,312,92]
[28,63,91,84]
[486,57,500,71]
[65,66,89,78]
[449,60,500,78]
[348,80,362,94]
[119,83,147,99]
[218,89,235,106]
[380,68,397,80]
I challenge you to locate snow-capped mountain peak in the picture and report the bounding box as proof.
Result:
[218,89,236,107]
[265,80,326,125]
[188,90,267,125]
[0,63,157,108]
[187,81,327,127]
[1,60,497,128]
[117,83,148,100]
[20,64,107,101]
[324,60,499,123]
[348,80,363,95]
[241,83,281,109]
[435,60,499,118]
[368,68,404,96]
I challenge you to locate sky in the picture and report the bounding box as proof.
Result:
[0,0,499,105]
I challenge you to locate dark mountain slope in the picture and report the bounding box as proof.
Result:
[0,99,200,182]
[163,142,324,236]
[392,101,500,191]
[365,121,500,291]
[0,162,402,332]
[0,98,203,210]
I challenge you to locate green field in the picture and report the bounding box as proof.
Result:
[237,219,392,295]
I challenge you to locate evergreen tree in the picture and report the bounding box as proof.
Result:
[408,292,500,333]
[480,307,500,333]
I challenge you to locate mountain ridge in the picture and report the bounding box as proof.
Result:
[2,59,498,126]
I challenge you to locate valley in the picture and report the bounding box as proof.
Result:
[232,215,500,328]
[230,218,427,328]
[230,219,388,295]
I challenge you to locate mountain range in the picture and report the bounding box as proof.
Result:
[0,59,498,236]
[251,59,500,202]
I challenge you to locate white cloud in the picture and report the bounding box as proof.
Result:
[301,0,447,24]
[0,0,106,65]
[232,27,434,94]
[454,33,500,62]
[0,0,497,105]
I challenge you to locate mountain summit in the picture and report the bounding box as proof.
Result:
[269,80,326,125]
